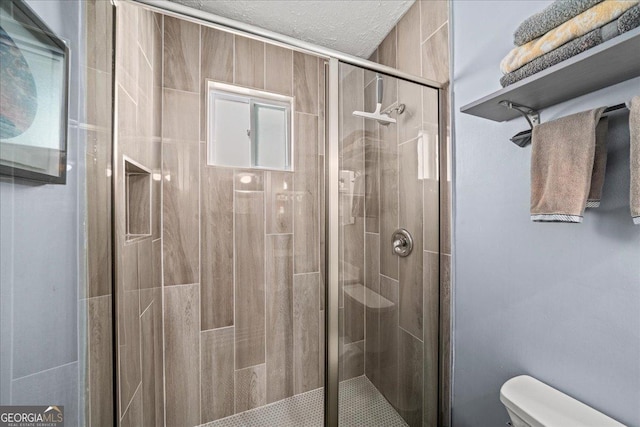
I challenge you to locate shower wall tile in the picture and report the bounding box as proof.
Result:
[379,122,398,280]
[423,86,440,255]
[294,52,318,115]
[266,172,293,234]
[118,281,141,417]
[152,289,165,427]
[162,142,199,286]
[420,0,448,42]
[339,67,363,155]
[235,36,265,89]
[201,165,234,330]
[364,103,379,233]
[85,68,113,130]
[318,60,326,156]
[421,24,449,84]
[266,235,294,403]
[234,191,266,369]
[293,273,321,394]
[138,8,155,65]
[164,284,201,427]
[424,178,440,254]
[265,44,293,96]
[87,129,112,298]
[378,27,397,69]
[379,275,399,407]
[294,113,319,274]
[234,169,264,191]
[365,233,380,293]
[153,15,163,140]
[398,328,423,427]
[152,238,162,289]
[340,340,364,380]
[201,327,235,423]
[116,3,139,102]
[235,364,267,412]
[138,238,154,313]
[365,51,378,86]
[117,85,137,154]
[397,79,423,145]
[152,148,162,240]
[88,296,114,427]
[364,233,381,387]
[344,285,364,343]
[364,81,380,233]
[141,301,157,427]
[138,47,154,111]
[200,27,233,141]
[162,89,199,142]
[163,16,200,92]
[201,26,234,83]
[86,0,113,73]
[399,139,424,340]
[423,251,439,427]
[120,386,143,427]
[397,2,422,77]
[365,301,380,385]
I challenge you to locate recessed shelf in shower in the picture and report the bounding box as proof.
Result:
[124,157,152,242]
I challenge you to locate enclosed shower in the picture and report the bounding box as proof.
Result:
[110,1,445,426]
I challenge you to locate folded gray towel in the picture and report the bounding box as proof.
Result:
[514,0,604,46]
[501,5,640,87]
[531,108,606,223]
[618,3,640,31]
[587,118,609,207]
[630,96,640,224]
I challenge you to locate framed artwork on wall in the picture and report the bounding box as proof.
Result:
[0,0,69,184]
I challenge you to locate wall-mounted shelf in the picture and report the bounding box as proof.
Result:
[460,27,640,122]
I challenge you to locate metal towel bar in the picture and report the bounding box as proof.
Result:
[502,101,630,147]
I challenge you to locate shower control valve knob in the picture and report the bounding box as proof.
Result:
[391,228,413,257]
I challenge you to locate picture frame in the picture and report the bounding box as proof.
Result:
[0,0,70,184]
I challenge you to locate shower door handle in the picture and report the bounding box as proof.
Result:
[392,228,413,257]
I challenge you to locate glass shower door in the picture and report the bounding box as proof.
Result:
[334,62,440,427]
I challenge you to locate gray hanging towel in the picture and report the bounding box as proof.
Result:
[587,117,610,207]
[531,107,606,222]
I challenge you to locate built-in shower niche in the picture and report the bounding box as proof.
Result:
[124,158,152,241]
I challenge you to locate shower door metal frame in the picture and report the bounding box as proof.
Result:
[123,2,445,426]
[325,57,340,427]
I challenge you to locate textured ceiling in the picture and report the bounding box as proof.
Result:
[167,0,415,58]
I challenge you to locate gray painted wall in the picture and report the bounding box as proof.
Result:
[451,1,640,426]
[0,1,86,425]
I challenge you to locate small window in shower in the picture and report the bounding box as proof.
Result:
[207,81,293,171]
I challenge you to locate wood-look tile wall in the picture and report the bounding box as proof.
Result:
[157,12,326,424]
[84,0,114,425]
[363,2,451,426]
[114,4,164,426]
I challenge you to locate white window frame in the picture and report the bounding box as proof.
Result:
[206,80,294,171]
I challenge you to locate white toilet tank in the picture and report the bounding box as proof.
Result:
[500,375,626,427]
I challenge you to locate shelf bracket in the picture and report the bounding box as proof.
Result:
[499,100,540,129]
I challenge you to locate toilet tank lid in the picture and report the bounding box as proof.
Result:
[500,376,626,427]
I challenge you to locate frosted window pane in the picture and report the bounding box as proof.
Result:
[211,97,251,167]
[254,104,288,170]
